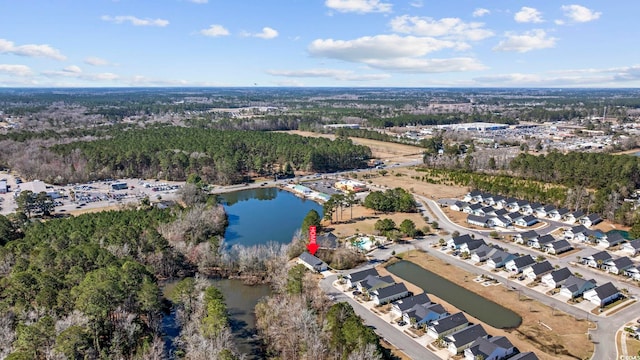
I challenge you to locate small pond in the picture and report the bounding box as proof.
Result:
[386,260,522,329]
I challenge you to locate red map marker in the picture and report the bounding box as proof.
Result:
[307,225,319,255]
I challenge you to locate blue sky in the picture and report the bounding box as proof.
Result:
[0,0,637,87]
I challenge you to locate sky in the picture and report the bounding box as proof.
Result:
[0,0,638,88]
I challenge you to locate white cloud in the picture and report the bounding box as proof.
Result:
[325,0,392,14]
[0,38,66,60]
[200,25,230,37]
[561,4,601,23]
[42,66,119,82]
[363,57,486,73]
[101,15,169,27]
[63,65,82,74]
[472,8,490,18]
[493,29,556,53]
[309,34,460,61]
[514,7,544,23]
[84,57,111,66]
[308,34,485,73]
[389,15,494,41]
[0,64,33,76]
[254,27,279,39]
[410,1,423,8]
[187,0,208,3]
[267,68,390,81]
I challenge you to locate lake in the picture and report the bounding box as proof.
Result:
[386,260,522,329]
[218,188,323,247]
[162,278,272,359]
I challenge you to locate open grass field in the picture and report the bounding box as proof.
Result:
[383,250,595,360]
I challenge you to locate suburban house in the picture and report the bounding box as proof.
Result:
[489,216,512,228]
[515,215,538,227]
[392,293,431,317]
[463,190,483,203]
[598,232,626,248]
[520,202,538,216]
[509,352,540,360]
[467,214,490,227]
[583,282,621,307]
[622,239,640,256]
[317,232,339,249]
[463,335,516,360]
[582,251,612,268]
[402,303,449,328]
[459,239,487,254]
[505,212,523,223]
[602,256,635,275]
[372,282,409,305]
[529,234,556,249]
[544,239,573,255]
[624,266,640,281]
[451,201,468,212]
[448,234,475,249]
[463,203,483,214]
[357,274,395,294]
[559,275,597,298]
[446,324,488,354]
[297,252,328,272]
[426,312,469,339]
[487,251,517,269]
[523,260,554,280]
[549,208,570,221]
[541,267,573,288]
[564,225,588,241]
[471,244,501,263]
[581,213,602,228]
[483,194,503,207]
[563,210,585,224]
[474,206,496,217]
[514,230,539,245]
[345,268,379,288]
[535,205,556,218]
[505,255,536,273]
[493,208,509,217]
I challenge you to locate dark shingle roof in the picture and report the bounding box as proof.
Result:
[512,254,536,268]
[347,268,379,283]
[529,260,554,275]
[299,252,326,268]
[509,352,540,360]
[430,312,468,333]
[466,336,514,359]
[393,293,431,312]
[549,267,572,283]
[447,324,488,348]
[374,282,408,299]
[592,282,619,299]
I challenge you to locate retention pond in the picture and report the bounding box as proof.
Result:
[386,260,522,329]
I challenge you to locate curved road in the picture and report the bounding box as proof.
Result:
[416,194,640,360]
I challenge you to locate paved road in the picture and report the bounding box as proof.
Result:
[319,273,440,360]
[417,195,640,360]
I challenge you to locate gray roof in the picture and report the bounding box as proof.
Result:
[361,275,394,291]
[429,312,469,334]
[521,230,539,240]
[493,208,508,216]
[548,239,572,252]
[463,239,486,251]
[529,260,554,275]
[586,213,601,221]
[512,254,536,268]
[447,323,488,347]
[537,234,556,245]
[489,250,514,264]
[406,303,447,321]
[509,352,540,360]
[347,268,379,283]
[317,232,338,249]
[299,252,326,269]
[451,234,474,245]
[374,282,408,299]
[548,267,572,283]
[570,225,587,234]
[612,256,634,270]
[466,336,514,359]
[468,203,483,210]
[604,232,625,246]
[519,215,538,223]
[590,250,612,262]
[542,204,556,212]
[467,214,490,224]
[563,275,596,294]
[625,239,640,250]
[393,293,431,312]
[592,282,619,299]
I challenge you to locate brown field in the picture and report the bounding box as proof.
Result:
[380,250,594,360]
[322,204,429,239]
[285,130,425,163]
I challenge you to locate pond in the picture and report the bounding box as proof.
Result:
[386,260,522,329]
[162,278,272,359]
[218,188,323,247]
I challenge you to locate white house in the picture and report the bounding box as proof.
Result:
[535,205,555,218]
[459,239,486,255]
[544,239,573,255]
[622,239,640,256]
[426,312,469,339]
[529,234,555,249]
[514,230,539,245]
[598,232,626,248]
[372,282,409,305]
[549,208,570,221]
[523,260,554,280]
[450,201,468,212]
[446,324,488,354]
[602,256,635,275]
[467,214,490,227]
[581,213,602,228]
[297,252,328,272]
[392,293,431,317]
[515,215,538,227]
[541,267,572,288]
[448,234,475,250]
[489,216,512,228]
[559,276,597,298]
[624,266,640,281]
[563,210,585,224]
[583,282,621,307]
[487,251,517,269]
[463,336,516,360]
[345,268,379,289]
[582,251,612,268]
[505,255,536,273]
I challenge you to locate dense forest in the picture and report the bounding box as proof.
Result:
[3,126,372,185]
